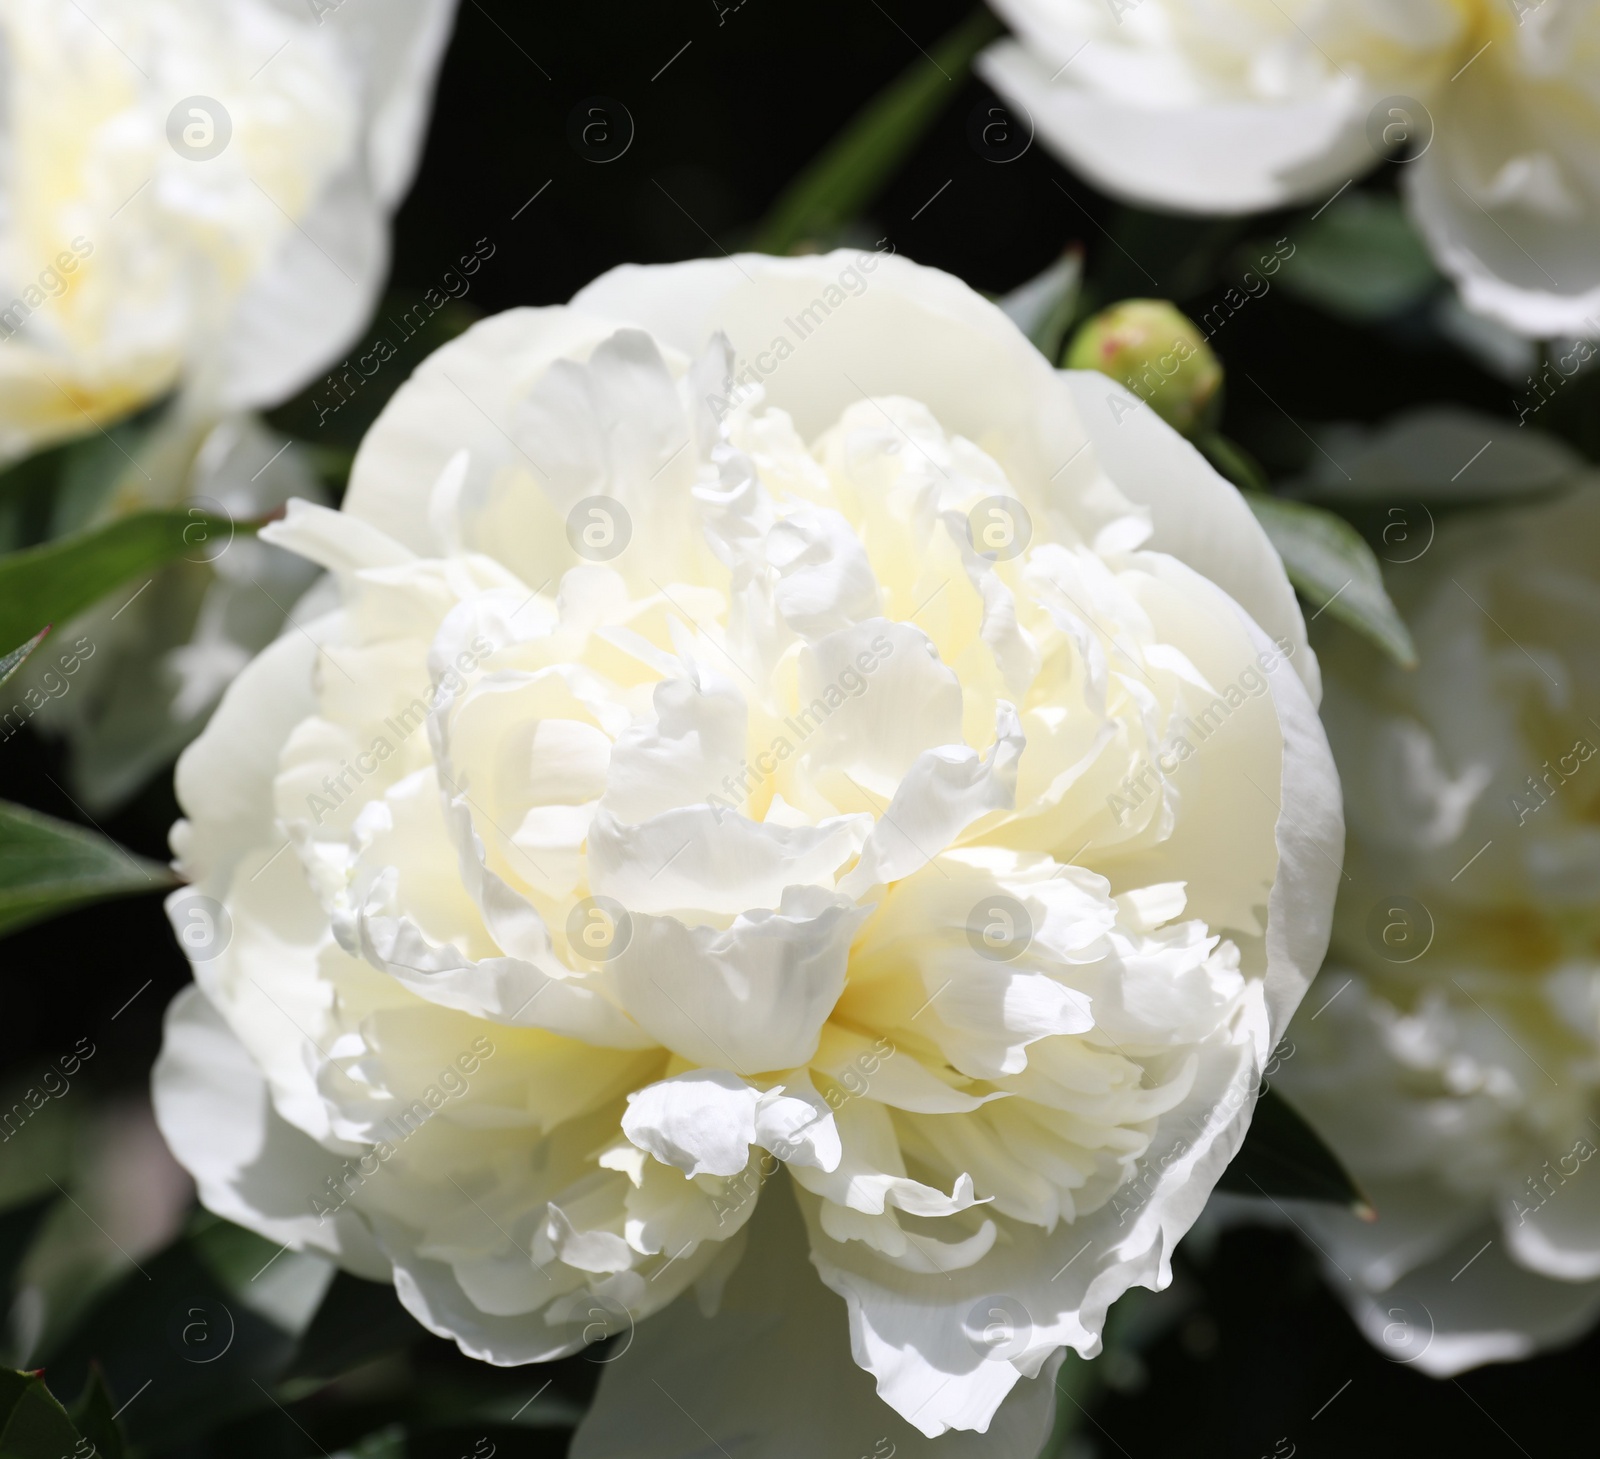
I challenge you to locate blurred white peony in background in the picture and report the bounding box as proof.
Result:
[979,0,1600,338]
[1272,422,1600,1373]
[4,0,460,806]
[151,250,1341,1456]
[0,0,457,453]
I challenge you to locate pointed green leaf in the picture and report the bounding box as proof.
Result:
[0,630,49,690]
[1275,192,1439,322]
[333,1427,406,1459]
[998,250,1083,364]
[0,508,253,653]
[1218,1085,1368,1209]
[1243,491,1417,666]
[1196,430,1270,494]
[0,1370,85,1459]
[751,7,1001,254]
[68,1368,126,1459]
[35,1230,302,1448]
[0,800,173,939]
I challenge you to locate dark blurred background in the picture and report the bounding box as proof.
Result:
[3,2,1592,1455]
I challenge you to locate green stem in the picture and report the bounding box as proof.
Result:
[750,8,1002,255]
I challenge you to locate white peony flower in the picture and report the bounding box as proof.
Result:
[978,0,1600,338]
[1274,462,1600,1374]
[0,0,457,461]
[150,249,1341,1453]
[9,0,459,805]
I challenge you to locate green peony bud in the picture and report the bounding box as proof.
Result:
[1064,299,1223,436]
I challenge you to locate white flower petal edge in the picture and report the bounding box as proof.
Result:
[0,0,458,460]
[153,248,1341,1447]
[980,0,1600,339]
[570,1180,1064,1459]
[1272,478,1600,1373]
[153,984,390,1280]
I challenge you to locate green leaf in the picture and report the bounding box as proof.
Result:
[333,1427,406,1459]
[0,630,49,690]
[0,508,252,653]
[0,1369,86,1459]
[36,1230,305,1450]
[750,7,1001,254]
[1275,192,1439,322]
[0,800,174,939]
[1243,492,1417,667]
[998,249,1083,364]
[1196,431,1269,494]
[1218,1085,1369,1209]
[68,1368,126,1459]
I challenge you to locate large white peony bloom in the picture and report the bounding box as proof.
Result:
[978,0,1600,338]
[0,0,457,461]
[1274,460,1600,1374]
[151,249,1341,1453]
